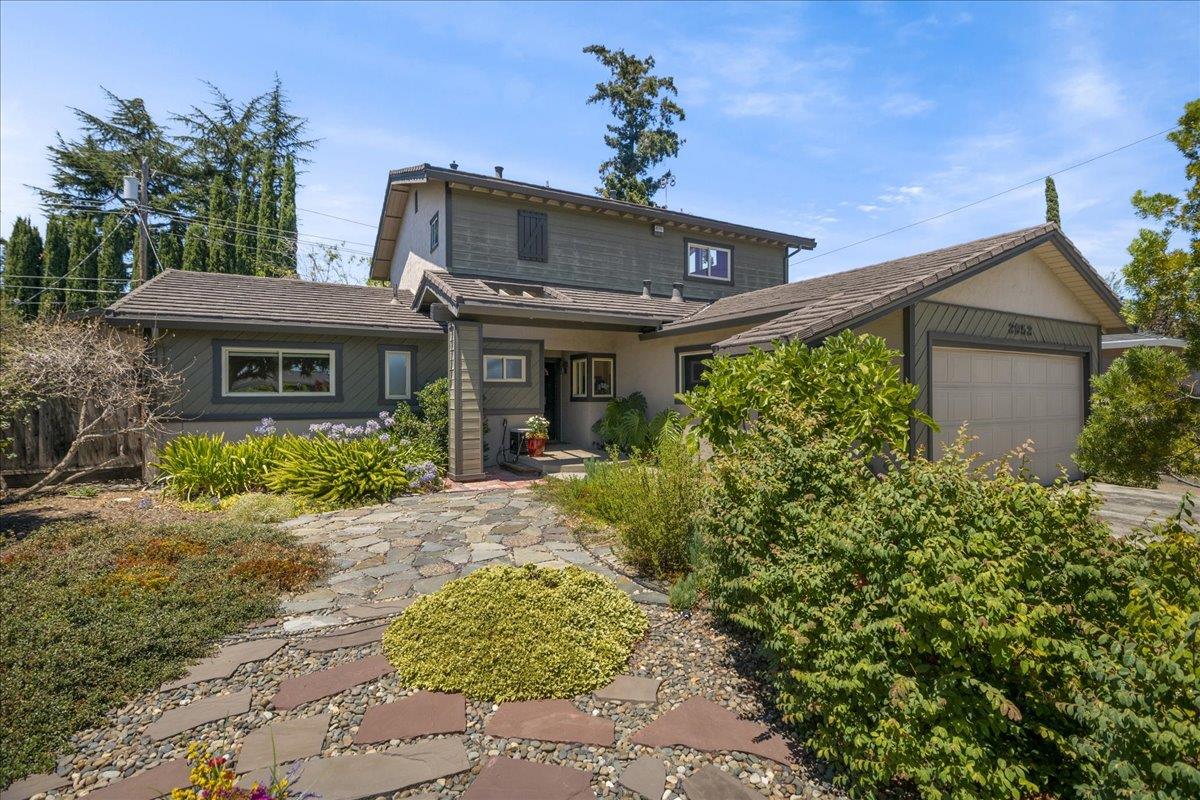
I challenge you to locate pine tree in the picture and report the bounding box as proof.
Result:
[181,222,206,271]
[155,226,183,273]
[1045,176,1061,226]
[66,217,100,312]
[2,217,44,315]
[39,216,70,315]
[96,214,129,306]
[277,155,297,274]
[253,149,278,276]
[206,174,235,273]
[233,171,255,273]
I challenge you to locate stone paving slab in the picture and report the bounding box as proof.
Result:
[162,639,286,690]
[289,739,470,800]
[463,757,596,800]
[146,688,253,741]
[236,713,330,774]
[631,697,792,766]
[0,771,70,800]
[342,597,414,620]
[270,655,394,711]
[353,691,466,744]
[682,764,763,799]
[486,699,614,746]
[618,756,666,800]
[593,675,661,704]
[300,621,390,652]
[83,758,191,800]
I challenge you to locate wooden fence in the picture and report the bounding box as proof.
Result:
[2,400,145,484]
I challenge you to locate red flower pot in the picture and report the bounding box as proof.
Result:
[526,435,547,456]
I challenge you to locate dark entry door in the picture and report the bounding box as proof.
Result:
[543,358,561,441]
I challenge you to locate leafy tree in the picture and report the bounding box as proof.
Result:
[277,156,298,274]
[38,216,70,315]
[205,174,234,273]
[253,149,278,276]
[65,216,99,312]
[95,214,129,307]
[233,172,255,273]
[155,225,183,273]
[181,222,206,271]
[2,217,44,315]
[1045,175,1061,226]
[584,45,685,206]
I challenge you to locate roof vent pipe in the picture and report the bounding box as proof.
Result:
[449,161,459,170]
[671,282,683,303]
[494,165,504,178]
[642,280,652,299]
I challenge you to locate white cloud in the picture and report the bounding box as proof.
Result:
[857,204,882,213]
[881,92,935,118]
[1052,68,1123,121]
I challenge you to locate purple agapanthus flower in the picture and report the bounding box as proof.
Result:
[254,416,277,436]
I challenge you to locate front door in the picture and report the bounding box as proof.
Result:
[543,358,561,441]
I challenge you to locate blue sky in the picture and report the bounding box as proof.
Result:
[2,1,1197,284]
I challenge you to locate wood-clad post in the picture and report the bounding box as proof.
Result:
[447,319,487,481]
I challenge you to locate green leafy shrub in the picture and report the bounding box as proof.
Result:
[538,431,702,578]
[590,391,680,452]
[703,406,1199,799]
[267,434,441,504]
[155,433,281,499]
[682,329,932,452]
[416,377,450,461]
[382,564,647,700]
[0,519,326,787]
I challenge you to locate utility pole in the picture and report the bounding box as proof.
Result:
[137,157,150,284]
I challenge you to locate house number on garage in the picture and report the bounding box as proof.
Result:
[1006,322,1034,337]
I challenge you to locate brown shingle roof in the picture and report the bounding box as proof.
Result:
[104,269,444,335]
[417,271,707,324]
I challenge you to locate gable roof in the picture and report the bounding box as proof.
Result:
[413,270,706,328]
[104,269,444,336]
[654,223,1127,353]
[370,163,816,279]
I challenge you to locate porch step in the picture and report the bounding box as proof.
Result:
[508,445,607,476]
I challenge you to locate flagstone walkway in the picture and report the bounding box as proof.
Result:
[4,487,844,800]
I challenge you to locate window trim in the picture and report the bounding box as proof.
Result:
[483,353,527,384]
[684,238,734,285]
[569,354,588,400]
[378,345,416,402]
[216,343,339,401]
[675,346,714,397]
[429,211,440,252]
[568,353,616,401]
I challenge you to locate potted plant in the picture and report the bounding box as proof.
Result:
[525,415,550,456]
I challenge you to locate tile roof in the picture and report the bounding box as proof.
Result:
[104,269,444,335]
[417,271,708,324]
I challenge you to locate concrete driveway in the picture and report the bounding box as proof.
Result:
[1093,480,1195,537]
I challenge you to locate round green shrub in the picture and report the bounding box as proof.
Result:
[382,564,647,700]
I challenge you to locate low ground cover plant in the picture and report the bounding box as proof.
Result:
[382,564,647,700]
[0,519,326,788]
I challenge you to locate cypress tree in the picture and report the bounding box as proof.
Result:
[39,216,70,316]
[206,174,235,273]
[66,217,99,312]
[253,149,278,276]
[277,155,297,275]
[1045,176,1061,226]
[155,226,183,273]
[2,217,43,315]
[96,214,129,306]
[181,222,206,271]
[233,171,255,274]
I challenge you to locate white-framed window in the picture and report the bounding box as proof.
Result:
[570,355,588,399]
[677,349,713,394]
[222,347,335,397]
[590,356,614,399]
[383,349,413,400]
[484,354,526,383]
[686,241,732,281]
[430,211,440,252]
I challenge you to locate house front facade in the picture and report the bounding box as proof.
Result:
[105,163,1128,482]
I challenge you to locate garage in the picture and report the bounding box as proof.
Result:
[931,346,1085,481]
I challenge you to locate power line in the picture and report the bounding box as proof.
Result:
[16,208,136,307]
[795,125,1179,266]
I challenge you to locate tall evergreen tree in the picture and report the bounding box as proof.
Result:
[233,171,255,273]
[39,216,70,315]
[1045,176,1061,226]
[181,222,206,271]
[253,150,279,276]
[277,156,298,274]
[205,174,235,273]
[2,217,43,314]
[155,226,183,273]
[96,214,129,306]
[66,217,100,312]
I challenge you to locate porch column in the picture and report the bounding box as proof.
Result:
[447,319,487,481]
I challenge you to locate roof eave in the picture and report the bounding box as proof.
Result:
[103,312,444,339]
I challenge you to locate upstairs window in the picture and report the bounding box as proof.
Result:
[517,210,548,262]
[686,241,732,282]
[429,212,440,252]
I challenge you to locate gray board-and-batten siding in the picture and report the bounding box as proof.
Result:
[158,328,447,422]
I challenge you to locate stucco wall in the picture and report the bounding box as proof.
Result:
[930,251,1099,324]
[391,180,448,293]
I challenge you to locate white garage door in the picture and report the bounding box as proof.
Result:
[931,346,1084,481]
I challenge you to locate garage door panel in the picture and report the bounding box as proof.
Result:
[932,346,1084,481]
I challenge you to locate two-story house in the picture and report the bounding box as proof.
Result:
[105,163,1128,482]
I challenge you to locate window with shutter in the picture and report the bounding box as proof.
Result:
[517,210,548,262]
